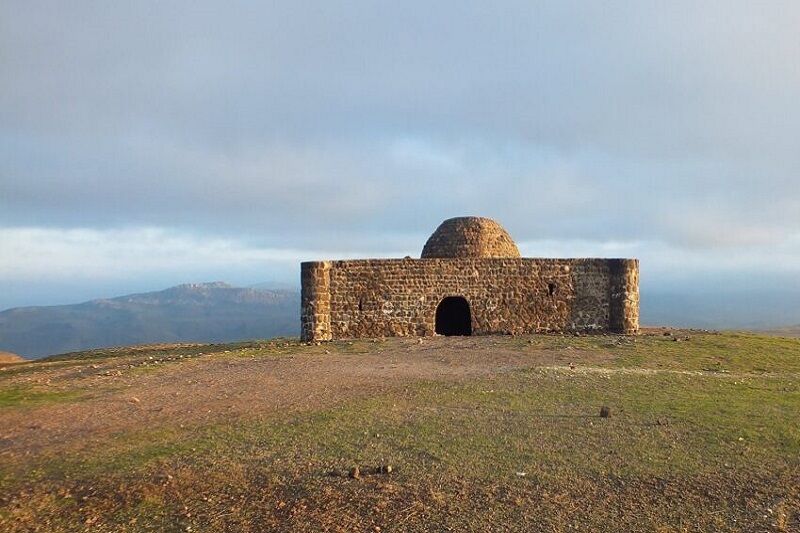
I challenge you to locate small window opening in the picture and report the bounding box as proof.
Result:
[358,299,364,312]
[548,283,557,296]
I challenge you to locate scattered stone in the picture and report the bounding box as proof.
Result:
[599,406,611,418]
[155,472,173,484]
[377,464,393,474]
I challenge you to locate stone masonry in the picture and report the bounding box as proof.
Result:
[301,217,639,341]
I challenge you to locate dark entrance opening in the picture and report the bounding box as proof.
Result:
[435,296,472,336]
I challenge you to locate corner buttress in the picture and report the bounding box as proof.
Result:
[609,259,639,334]
[300,261,332,341]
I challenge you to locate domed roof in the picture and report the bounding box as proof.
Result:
[421,217,520,258]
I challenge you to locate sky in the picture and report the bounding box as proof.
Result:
[1,1,799,317]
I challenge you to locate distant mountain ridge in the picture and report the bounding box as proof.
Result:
[0,282,299,359]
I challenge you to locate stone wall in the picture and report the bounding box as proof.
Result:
[301,258,639,341]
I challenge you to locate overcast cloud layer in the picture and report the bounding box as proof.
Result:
[1,1,799,312]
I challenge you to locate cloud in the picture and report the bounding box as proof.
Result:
[3,225,798,284]
[519,234,800,280]
[0,226,412,281]
[1,222,799,311]
[1,1,799,304]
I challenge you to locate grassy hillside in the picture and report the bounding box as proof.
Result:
[1,330,798,531]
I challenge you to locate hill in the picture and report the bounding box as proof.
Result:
[763,325,800,338]
[0,350,24,364]
[0,282,298,359]
[1,330,798,531]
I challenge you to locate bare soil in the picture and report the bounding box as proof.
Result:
[0,336,610,460]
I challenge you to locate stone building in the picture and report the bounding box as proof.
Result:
[301,217,639,341]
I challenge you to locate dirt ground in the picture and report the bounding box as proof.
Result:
[0,336,611,460]
[2,331,798,532]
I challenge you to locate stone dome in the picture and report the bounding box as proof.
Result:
[421,217,521,258]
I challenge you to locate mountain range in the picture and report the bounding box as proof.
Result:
[0,282,299,359]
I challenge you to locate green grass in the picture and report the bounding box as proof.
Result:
[2,331,799,531]
[0,359,90,378]
[6,332,800,482]
[14,363,799,484]
[0,385,83,409]
[6,365,797,531]
[503,331,800,373]
[610,332,800,373]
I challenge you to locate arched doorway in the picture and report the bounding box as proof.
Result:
[435,296,472,336]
